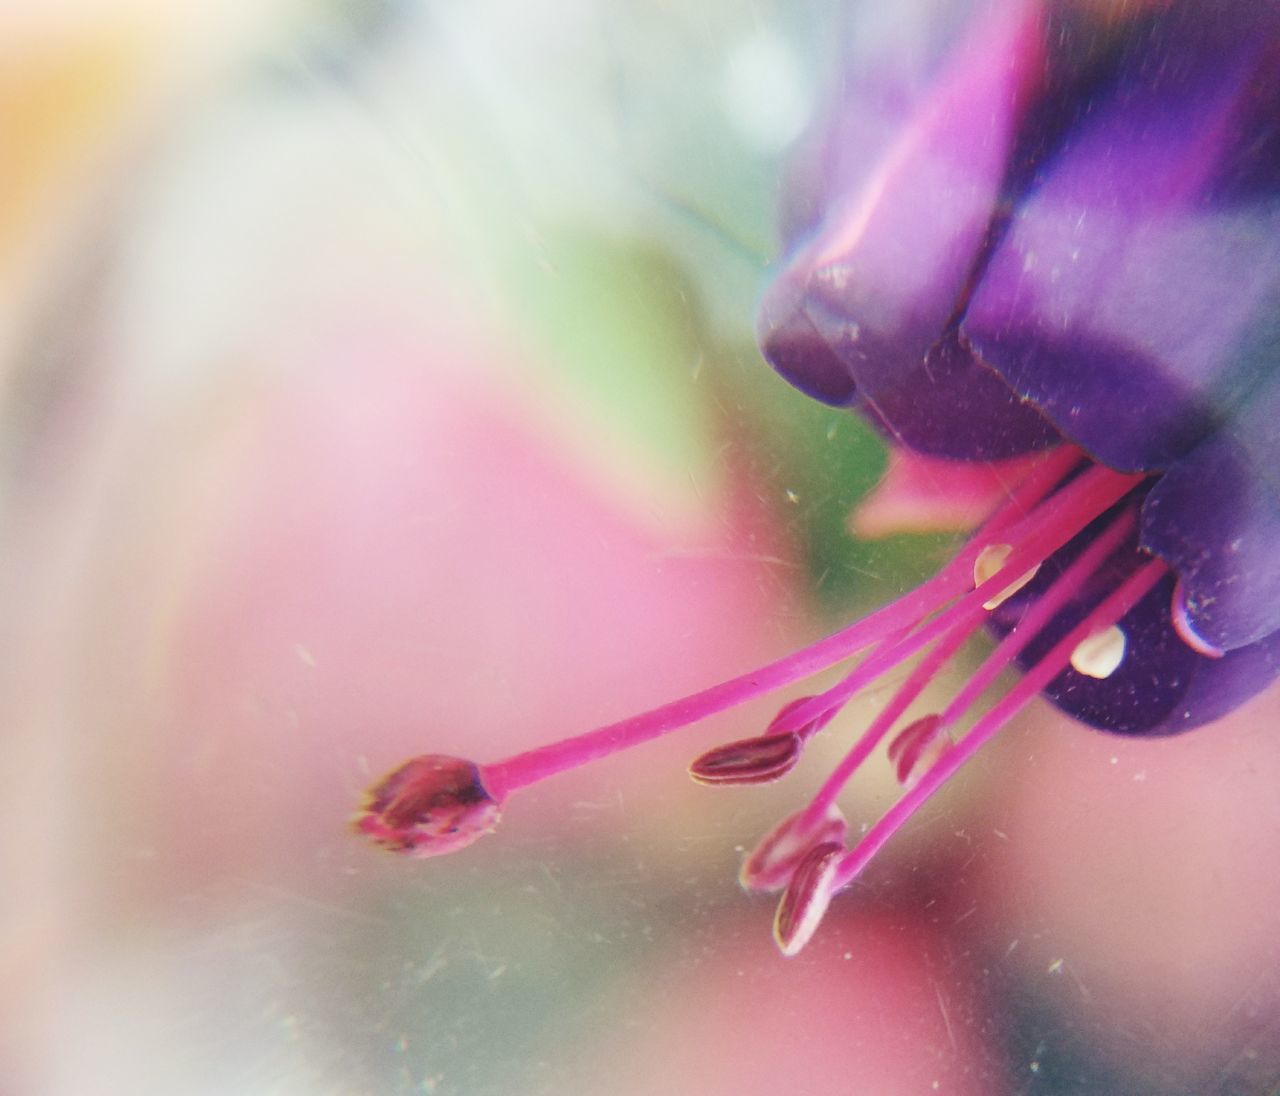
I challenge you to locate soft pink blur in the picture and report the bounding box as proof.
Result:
[6,292,811,1089]
[981,689,1280,1088]
[50,298,798,895]
[852,447,1051,539]
[581,906,1008,1096]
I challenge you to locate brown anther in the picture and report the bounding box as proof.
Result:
[689,732,801,787]
[740,803,848,893]
[773,841,845,957]
[886,713,947,788]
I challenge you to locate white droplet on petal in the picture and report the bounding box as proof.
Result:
[974,543,1040,610]
[1070,624,1126,679]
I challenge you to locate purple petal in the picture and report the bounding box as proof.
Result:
[758,1,1061,458]
[1032,574,1279,737]
[963,12,1280,472]
[990,517,1280,735]
[1141,369,1280,651]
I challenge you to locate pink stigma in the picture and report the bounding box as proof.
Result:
[354,754,500,857]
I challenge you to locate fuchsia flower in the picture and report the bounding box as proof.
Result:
[355,1,1280,954]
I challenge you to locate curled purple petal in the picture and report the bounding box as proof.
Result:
[757,0,1062,459]
[989,514,1280,735]
[963,12,1280,472]
[1141,370,1280,651]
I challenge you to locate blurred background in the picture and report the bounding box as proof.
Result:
[2,1,1278,1093]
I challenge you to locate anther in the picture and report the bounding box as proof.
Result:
[740,804,848,893]
[689,732,801,786]
[773,841,845,957]
[886,714,949,788]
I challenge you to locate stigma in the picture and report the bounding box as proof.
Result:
[354,444,1171,954]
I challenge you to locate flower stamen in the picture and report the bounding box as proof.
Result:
[752,507,1139,935]
[477,453,1119,803]
[774,491,1142,844]
[826,555,1166,897]
[355,447,1162,953]
[695,460,1138,800]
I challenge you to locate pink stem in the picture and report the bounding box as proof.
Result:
[803,600,989,823]
[480,564,965,799]
[798,507,1136,827]
[778,464,1137,738]
[483,456,1136,801]
[831,556,1167,890]
[768,449,1082,739]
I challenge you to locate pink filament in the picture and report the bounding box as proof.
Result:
[936,507,1137,729]
[723,478,1140,818]
[797,505,1138,828]
[830,555,1167,890]
[482,450,1134,801]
